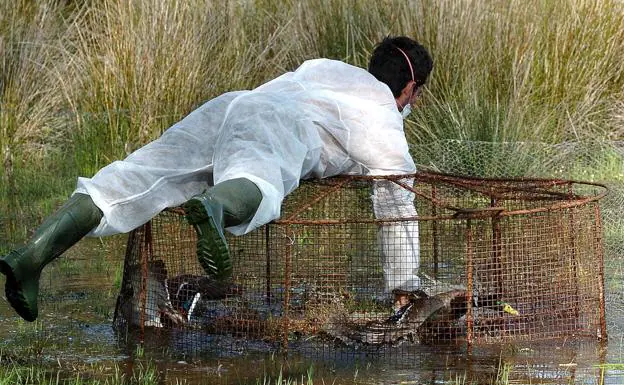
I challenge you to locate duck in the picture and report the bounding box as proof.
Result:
[326,289,518,346]
[165,274,242,322]
[393,289,518,344]
[114,260,187,328]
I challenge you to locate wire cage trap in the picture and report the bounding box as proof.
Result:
[113,171,607,353]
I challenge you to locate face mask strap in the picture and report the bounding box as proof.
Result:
[393,45,415,84]
[392,45,417,116]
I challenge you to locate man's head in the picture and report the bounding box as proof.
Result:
[368,36,432,112]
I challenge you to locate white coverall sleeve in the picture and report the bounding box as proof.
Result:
[372,178,420,294]
[355,109,420,294]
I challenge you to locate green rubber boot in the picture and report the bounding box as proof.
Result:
[183,178,262,281]
[0,193,102,321]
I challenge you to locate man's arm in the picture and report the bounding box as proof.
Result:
[372,178,421,295]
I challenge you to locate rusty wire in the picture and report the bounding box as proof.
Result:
[114,171,608,352]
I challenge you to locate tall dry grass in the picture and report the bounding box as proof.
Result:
[65,0,232,171]
[408,0,624,146]
[0,1,70,194]
[1,0,623,202]
[0,0,79,238]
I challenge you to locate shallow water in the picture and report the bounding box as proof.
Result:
[1,236,623,384]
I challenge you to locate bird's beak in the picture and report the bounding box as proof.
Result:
[502,303,519,316]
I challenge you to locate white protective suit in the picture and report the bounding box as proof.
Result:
[75,59,419,292]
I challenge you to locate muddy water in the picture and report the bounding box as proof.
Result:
[1,236,623,384]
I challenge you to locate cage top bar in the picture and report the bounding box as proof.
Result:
[273,171,608,224]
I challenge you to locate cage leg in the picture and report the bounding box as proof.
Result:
[432,185,439,278]
[490,198,503,299]
[138,221,153,343]
[281,226,293,352]
[266,225,271,307]
[465,219,474,347]
[594,204,607,340]
[566,183,582,324]
[113,228,140,327]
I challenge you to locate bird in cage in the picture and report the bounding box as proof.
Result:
[115,260,187,328]
[165,274,242,322]
[326,289,518,346]
[391,289,518,343]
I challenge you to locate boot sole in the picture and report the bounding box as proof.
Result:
[184,199,232,280]
[194,220,232,280]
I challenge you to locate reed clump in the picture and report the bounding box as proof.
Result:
[2,0,623,178]
[1,0,623,239]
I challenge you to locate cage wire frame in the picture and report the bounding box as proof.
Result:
[112,171,608,353]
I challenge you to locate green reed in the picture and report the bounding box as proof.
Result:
[408,0,624,146]
[2,0,623,190]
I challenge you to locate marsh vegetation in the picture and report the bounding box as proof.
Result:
[1,0,624,383]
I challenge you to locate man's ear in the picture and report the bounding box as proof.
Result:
[396,80,415,109]
[401,80,416,98]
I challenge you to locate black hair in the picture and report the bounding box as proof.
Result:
[368,36,433,97]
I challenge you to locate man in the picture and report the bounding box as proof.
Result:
[1,36,432,322]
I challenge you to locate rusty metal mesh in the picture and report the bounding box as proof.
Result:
[113,171,607,352]
[410,140,624,343]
